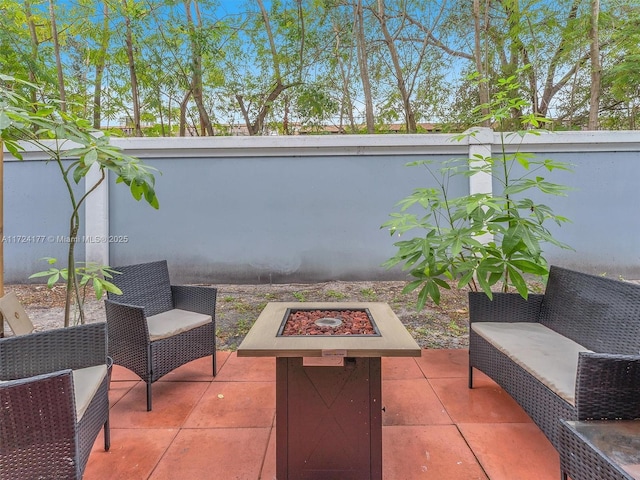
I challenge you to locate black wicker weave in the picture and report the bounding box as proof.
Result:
[105,260,217,411]
[469,265,640,452]
[0,322,110,479]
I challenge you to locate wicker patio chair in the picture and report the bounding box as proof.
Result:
[105,260,217,411]
[0,322,111,479]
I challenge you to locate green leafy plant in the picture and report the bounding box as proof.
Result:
[0,75,159,326]
[382,69,573,310]
[29,257,122,325]
[325,289,347,300]
[292,291,307,302]
[359,288,378,301]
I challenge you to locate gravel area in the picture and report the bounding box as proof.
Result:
[4,280,471,350]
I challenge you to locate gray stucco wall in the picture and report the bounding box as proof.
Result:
[525,149,640,278]
[108,153,464,284]
[4,132,640,284]
[4,158,85,282]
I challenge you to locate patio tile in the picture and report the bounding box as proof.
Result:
[183,381,276,428]
[84,428,178,480]
[148,428,272,480]
[382,356,424,380]
[110,364,140,382]
[158,352,231,382]
[415,348,469,378]
[213,352,276,382]
[259,427,277,480]
[83,349,569,480]
[459,423,560,480]
[108,380,138,407]
[109,381,209,428]
[430,376,533,424]
[382,378,452,426]
[382,425,488,479]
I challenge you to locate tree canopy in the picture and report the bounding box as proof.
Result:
[2,0,637,135]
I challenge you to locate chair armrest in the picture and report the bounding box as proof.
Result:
[468,291,544,324]
[171,285,217,318]
[104,299,150,344]
[0,323,107,380]
[575,352,640,420]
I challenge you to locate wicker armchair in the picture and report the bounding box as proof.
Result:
[0,323,111,479]
[105,260,217,411]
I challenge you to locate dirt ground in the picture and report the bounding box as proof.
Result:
[4,280,471,350]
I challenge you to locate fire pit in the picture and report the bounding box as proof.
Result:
[278,308,381,336]
[237,302,420,480]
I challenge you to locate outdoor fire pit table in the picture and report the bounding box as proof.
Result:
[237,302,421,480]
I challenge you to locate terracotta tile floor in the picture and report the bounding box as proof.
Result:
[84,349,560,480]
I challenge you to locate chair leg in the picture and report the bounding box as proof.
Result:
[147,382,152,411]
[213,351,217,377]
[104,417,111,451]
[468,364,473,388]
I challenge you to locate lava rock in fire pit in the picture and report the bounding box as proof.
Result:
[281,309,378,336]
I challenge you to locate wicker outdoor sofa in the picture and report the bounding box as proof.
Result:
[0,322,111,479]
[468,265,640,452]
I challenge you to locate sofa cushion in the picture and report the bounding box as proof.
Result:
[146,309,212,341]
[72,364,108,420]
[471,322,592,405]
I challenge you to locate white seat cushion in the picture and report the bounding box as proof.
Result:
[472,322,592,405]
[0,292,34,336]
[72,364,108,421]
[146,309,212,341]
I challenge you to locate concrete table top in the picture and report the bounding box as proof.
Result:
[237,302,421,358]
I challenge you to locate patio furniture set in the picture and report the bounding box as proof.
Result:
[0,260,216,478]
[1,262,639,478]
[469,265,640,480]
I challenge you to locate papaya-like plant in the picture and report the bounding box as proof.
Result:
[0,75,159,326]
[382,70,573,310]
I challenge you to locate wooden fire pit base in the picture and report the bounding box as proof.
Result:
[276,357,382,480]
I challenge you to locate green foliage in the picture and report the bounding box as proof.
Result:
[292,291,307,302]
[359,288,378,301]
[29,257,122,325]
[0,74,159,326]
[382,71,573,310]
[325,289,347,300]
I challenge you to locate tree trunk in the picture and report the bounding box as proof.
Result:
[49,0,67,112]
[236,80,292,136]
[123,0,142,136]
[588,0,601,130]
[179,89,192,136]
[332,19,356,133]
[374,0,417,133]
[234,0,296,136]
[23,0,40,106]
[355,0,375,133]
[473,0,490,125]
[93,1,110,129]
[185,0,214,136]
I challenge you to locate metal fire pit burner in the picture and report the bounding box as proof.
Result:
[314,317,343,328]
